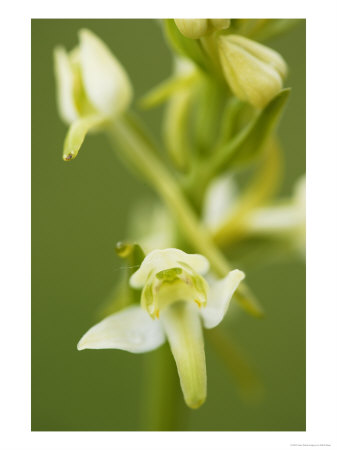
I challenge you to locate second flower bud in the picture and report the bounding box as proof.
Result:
[218,34,287,109]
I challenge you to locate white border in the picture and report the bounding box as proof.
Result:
[1,1,337,449]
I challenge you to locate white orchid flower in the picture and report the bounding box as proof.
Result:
[77,248,244,409]
[245,175,306,256]
[204,174,306,256]
[54,29,132,161]
[218,34,287,108]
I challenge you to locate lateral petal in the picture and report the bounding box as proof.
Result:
[77,305,165,353]
[201,270,245,329]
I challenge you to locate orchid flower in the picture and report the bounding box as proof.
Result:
[204,174,306,256]
[54,29,132,161]
[77,248,244,409]
[245,175,306,256]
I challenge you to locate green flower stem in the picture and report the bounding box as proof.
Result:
[184,89,290,210]
[141,344,187,431]
[107,114,264,317]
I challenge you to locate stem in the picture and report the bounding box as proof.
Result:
[140,344,187,430]
[106,114,264,317]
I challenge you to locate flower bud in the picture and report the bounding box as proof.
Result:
[54,29,132,124]
[218,34,287,108]
[54,29,133,161]
[174,19,230,39]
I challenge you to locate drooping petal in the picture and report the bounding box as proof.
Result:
[78,29,132,118]
[160,301,207,409]
[201,269,245,329]
[130,248,209,289]
[54,46,78,124]
[62,113,107,161]
[77,305,165,353]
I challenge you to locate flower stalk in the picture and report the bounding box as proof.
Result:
[107,114,264,317]
[52,22,305,422]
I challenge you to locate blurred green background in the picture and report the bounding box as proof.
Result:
[31,19,305,431]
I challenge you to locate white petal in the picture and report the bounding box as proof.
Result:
[130,248,209,289]
[53,46,78,124]
[201,270,245,329]
[77,305,165,353]
[78,29,132,117]
[203,175,237,230]
[247,205,301,232]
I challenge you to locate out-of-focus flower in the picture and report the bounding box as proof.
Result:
[203,174,306,257]
[78,248,244,409]
[174,19,230,39]
[218,34,287,108]
[54,29,132,160]
[245,175,306,256]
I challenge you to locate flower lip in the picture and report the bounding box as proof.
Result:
[77,246,245,410]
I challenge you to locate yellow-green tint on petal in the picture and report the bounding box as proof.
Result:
[227,35,287,79]
[218,35,287,108]
[209,19,231,31]
[174,19,209,39]
[68,48,98,117]
[161,301,207,408]
[62,114,107,161]
[140,266,208,318]
[53,47,78,124]
[174,19,231,39]
[129,248,209,289]
[78,29,133,117]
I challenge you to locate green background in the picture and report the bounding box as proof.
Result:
[31,19,306,431]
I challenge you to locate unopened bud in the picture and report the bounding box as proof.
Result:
[174,19,230,39]
[218,34,287,108]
